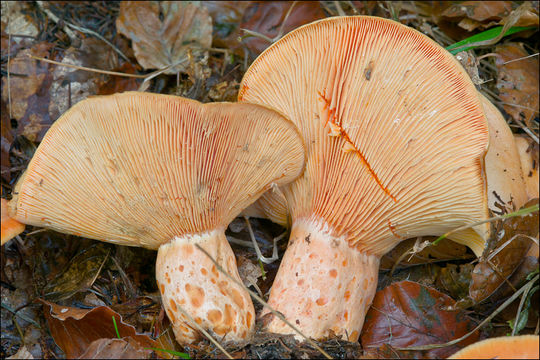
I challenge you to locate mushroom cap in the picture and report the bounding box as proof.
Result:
[241,188,289,227]
[12,92,305,249]
[480,93,528,213]
[448,334,539,359]
[239,16,489,256]
[1,198,25,245]
[514,134,539,200]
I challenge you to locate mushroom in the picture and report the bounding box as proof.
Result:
[514,134,539,200]
[2,92,305,344]
[1,198,25,244]
[448,334,539,359]
[239,16,490,340]
[480,93,528,213]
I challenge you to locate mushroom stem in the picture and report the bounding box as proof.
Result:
[262,218,379,341]
[156,230,255,345]
[1,199,25,245]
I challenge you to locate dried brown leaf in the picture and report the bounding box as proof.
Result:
[240,1,326,55]
[380,237,471,271]
[470,198,539,303]
[78,337,152,359]
[116,1,212,74]
[39,299,158,359]
[441,1,512,28]
[1,99,13,182]
[361,280,479,359]
[1,42,54,142]
[495,42,539,127]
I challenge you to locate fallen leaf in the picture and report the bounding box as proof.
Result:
[436,263,474,300]
[500,1,539,27]
[96,62,141,95]
[1,41,55,142]
[78,337,152,359]
[361,280,480,359]
[42,244,110,302]
[6,345,34,359]
[38,299,158,359]
[441,1,513,31]
[116,1,212,74]
[495,42,539,127]
[240,1,326,55]
[205,1,252,55]
[469,198,539,303]
[1,1,39,42]
[380,237,471,271]
[1,99,13,182]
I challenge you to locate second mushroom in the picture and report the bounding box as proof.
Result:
[2,92,305,345]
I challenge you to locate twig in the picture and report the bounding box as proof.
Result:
[194,244,333,359]
[27,54,147,78]
[395,274,539,351]
[512,278,536,336]
[36,1,78,42]
[1,303,41,328]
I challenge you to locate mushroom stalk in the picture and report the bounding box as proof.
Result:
[156,230,254,344]
[262,218,379,341]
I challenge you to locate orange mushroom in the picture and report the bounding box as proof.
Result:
[239,16,490,341]
[2,92,305,345]
[448,334,539,359]
[514,134,539,200]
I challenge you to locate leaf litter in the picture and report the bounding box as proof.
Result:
[1,1,538,359]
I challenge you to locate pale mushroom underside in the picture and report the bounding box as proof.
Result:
[240,16,490,256]
[13,92,305,249]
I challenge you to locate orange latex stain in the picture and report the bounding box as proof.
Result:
[194,316,203,325]
[344,290,351,301]
[350,330,359,342]
[388,220,403,238]
[329,269,338,278]
[200,267,208,276]
[211,265,219,277]
[316,297,328,306]
[298,279,305,286]
[363,278,369,290]
[185,284,205,308]
[178,265,184,272]
[342,260,348,267]
[344,310,349,321]
[207,309,223,324]
[318,89,397,203]
[160,284,165,294]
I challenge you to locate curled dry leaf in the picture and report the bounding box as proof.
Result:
[116,1,212,74]
[361,280,480,359]
[469,198,539,303]
[441,1,513,31]
[380,237,471,271]
[1,42,54,142]
[42,244,110,302]
[495,42,539,127]
[78,337,152,359]
[38,299,158,359]
[240,1,326,55]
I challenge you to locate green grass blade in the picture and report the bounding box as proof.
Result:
[112,315,121,339]
[446,25,536,54]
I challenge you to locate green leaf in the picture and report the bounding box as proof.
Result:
[446,26,536,54]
